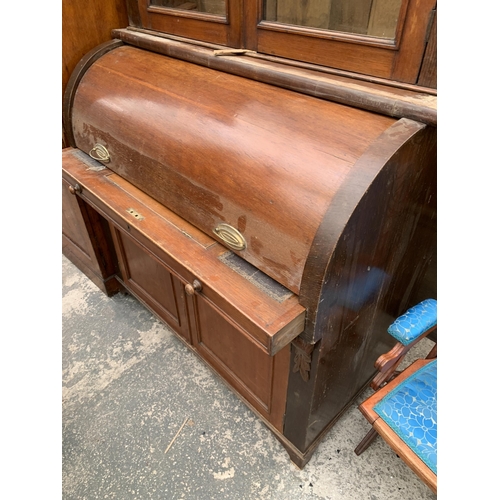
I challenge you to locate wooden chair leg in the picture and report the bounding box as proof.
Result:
[354,427,379,456]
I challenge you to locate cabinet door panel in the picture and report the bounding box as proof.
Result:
[112,227,191,342]
[189,293,289,429]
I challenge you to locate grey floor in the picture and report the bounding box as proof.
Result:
[62,254,437,500]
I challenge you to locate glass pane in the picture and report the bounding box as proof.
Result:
[150,0,226,17]
[264,0,403,39]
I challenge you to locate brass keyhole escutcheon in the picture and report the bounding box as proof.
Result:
[213,223,246,251]
[89,143,111,163]
[185,280,202,296]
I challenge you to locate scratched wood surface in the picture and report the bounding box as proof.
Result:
[71,45,396,293]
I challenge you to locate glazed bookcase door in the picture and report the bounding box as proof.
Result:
[246,0,436,83]
[150,0,227,16]
[262,0,405,38]
[136,0,242,46]
[133,0,436,85]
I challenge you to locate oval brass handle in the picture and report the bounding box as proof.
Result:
[213,223,246,251]
[185,280,202,296]
[89,143,111,163]
[68,183,81,195]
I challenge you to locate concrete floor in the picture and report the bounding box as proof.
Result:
[62,254,437,500]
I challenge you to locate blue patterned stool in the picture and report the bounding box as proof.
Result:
[387,298,437,346]
[354,300,437,494]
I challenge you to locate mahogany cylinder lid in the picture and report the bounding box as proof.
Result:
[70,45,397,293]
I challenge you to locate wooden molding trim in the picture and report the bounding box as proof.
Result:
[112,28,436,126]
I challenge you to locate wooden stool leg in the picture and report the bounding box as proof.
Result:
[354,428,379,456]
[426,343,437,359]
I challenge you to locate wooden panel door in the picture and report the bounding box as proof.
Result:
[111,226,191,343]
[187,289,290,430]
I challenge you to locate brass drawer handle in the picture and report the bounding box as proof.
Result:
[89,143,111,163]
[185,280,202,296]
[213,223,246,251]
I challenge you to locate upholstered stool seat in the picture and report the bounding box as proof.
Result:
[387,298,437,346]
[373,359,437,475]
